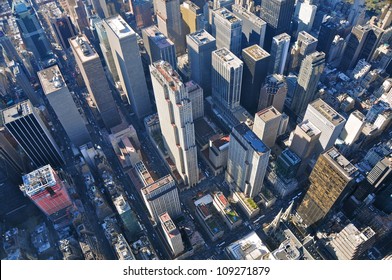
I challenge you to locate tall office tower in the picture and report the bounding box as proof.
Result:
[328,35,345,65]
[268,33,290,75]
[186,81,204,120]
[20,165,73,223]
[291,51,325,118]
[340,25,379,71]
[104,15,151,119]
[297,148,357,228]
[371,44,392,71]
[99,0,117,18]
[133,0,153,29]
[293,0,316,34]
[367,157,392,190]
[316,21,339,58]
[142,25,177,69]
[73,0,90,33]
[0,130,24,175]
[155,0,186,54]
[226,123,270,198]
[253,106,282,148]
[11,63,42,106]
[329,224,375,260]
[288,31,318,73]
[181,1,202,35]
[70,34,121,128]
[95,21,119,82]
[0,28,20,63]
[211,8,243,57]
[141,175,182,221]
[212,48,243,111]
[150,61,199,187]
[232,4,266,49]
[258,74,287,113]
[1,100,64,168]
[340,110,365,146]
[159,212,184,256]
[38,66,91,147]
[241,45,270,114]
[303,99,346,157]
[289,119,320,173]
[276,148,301,179]
[51,15,76,49]
[187,30,216,96]
[12,0,51,60]
[259,0,295,51]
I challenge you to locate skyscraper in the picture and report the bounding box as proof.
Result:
[0,130,24,175]
[38,66,91,147]
[297,148,357,228]
[253,106,282,148]
[302,99,346,156]
[316,20,339,58]
[268,33,290,75]
[1,100,64,168]
[150,61,199,187]
[226,123,270,198]
[181,1,202,35]
[51,15,76,50]
[104,15,152,119]
[159,212,184,256]
[232,4,266,49]
[141,174,182,221]
[187,30,216,96]
[12,0,51,60]
[259,0,295,51]
[212,48,243,111]
[340,24,379,71]
[20,165,72,223]
[142,25,177,69]
[133,0,153,29]
[212,8,243,57]
[11,62,42,106]
[69,35,121,129]
[258,74,287,113]
[155,0,186,54]
[186,81,204,120]
[288,31,318,73]
[241,45,270,114]
[340,110,365,146]
[291,51,325,118]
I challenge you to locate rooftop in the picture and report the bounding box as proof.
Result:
[187,30,215,46]
[21,165,57,196]
[210,134,230,150]
[273,33,290,42]
[37,65,67,95]
[213,48,243,68]
[309,99,345,125]
[234,123,270,154]
[232,4,266,27]
[213,8,242,24]
[143,25,174,49]
[280,149,301,165]
[135,161,154,186]
[142,174,174,195]
[226,231,271,260]
[256,106,281,122]
[1,99,34,124]
[151,60,183,91]
[113,195,131,215]
[298,120,321,138]
[69,34,99,62]
[243,45,269,60]
[159,212,179,237]
[181,1,200,13]
[297,31,318,44]
[325,147,357,177]
[104,15,135,38]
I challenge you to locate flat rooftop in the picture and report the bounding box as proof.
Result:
[210,134,230,150]
[113,195,131,215]
[69,34,99,62]
[298,120,321,137]
[243,45,269,60]
[135,161,154,186]
[234,123,269,154]
[159,212,179,236]
[213,48,243,68]
[1,99,34,124]
[309,99,345,126]
[21,165,56,196]
[187,30,215,46]
[143,25,174,48]
[152,61,182,91]
[297,31,318,44]
[232,4,266,27]
[325,147,357,177]
[104,15,135,38]
[273,33,290,42]
[213,8,242,24]
[142,174,174,195]
[280,149,301,165]
[256,106,281,122]
[181,1,200,12]
[37,65,68,95]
